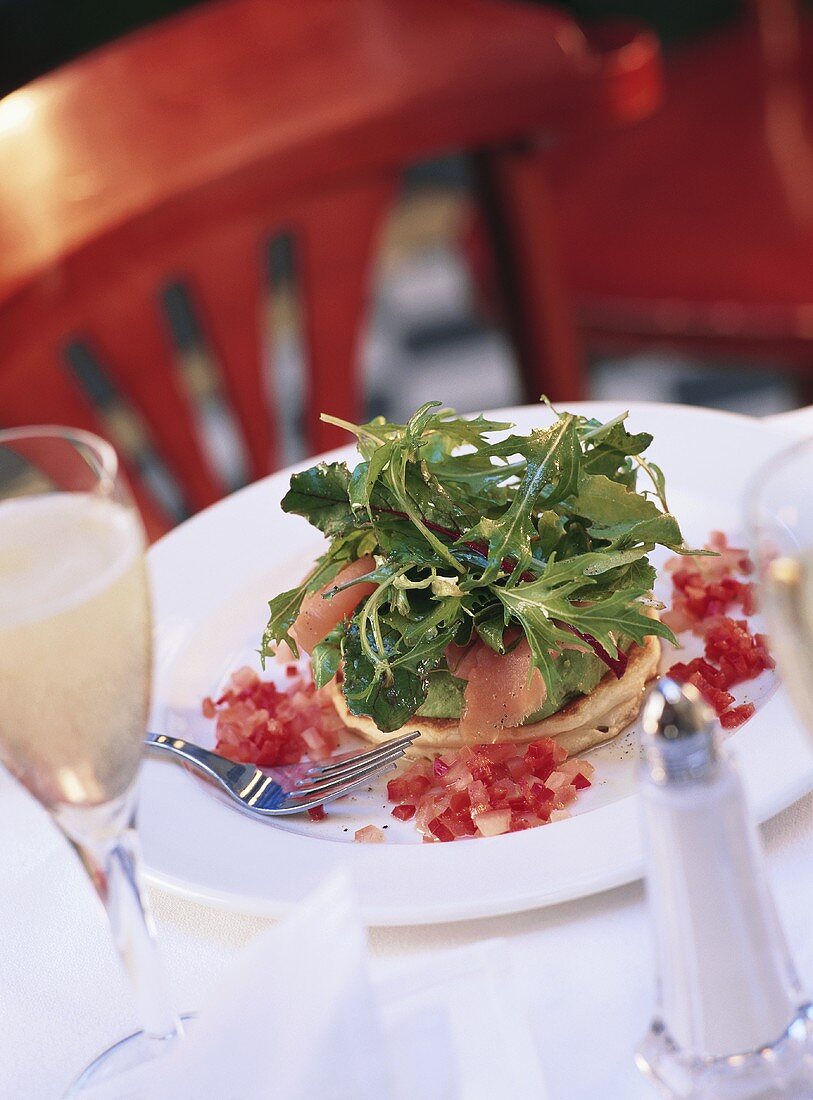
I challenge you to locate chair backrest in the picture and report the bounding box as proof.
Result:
[0,0,659,534]
[0,172,396,535]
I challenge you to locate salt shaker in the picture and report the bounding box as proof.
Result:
[636,677,813,1099]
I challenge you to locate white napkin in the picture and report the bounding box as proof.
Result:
[378,938,549,1100]
[82,874,548,1100]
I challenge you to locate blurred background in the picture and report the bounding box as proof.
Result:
[0,0,808,534]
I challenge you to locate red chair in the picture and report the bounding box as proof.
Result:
[544,2,813,383]
[0,0,660,535]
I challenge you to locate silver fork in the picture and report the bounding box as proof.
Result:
[145,731,419,816]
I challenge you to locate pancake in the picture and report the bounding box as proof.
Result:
[325,633,661,757]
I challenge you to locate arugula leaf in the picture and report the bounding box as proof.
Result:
[493,584,586,703]
[635,457,670,512]
[262,585,306,660]
[569,473,660,525]
[558,588,677,653]
[418,412,514,455]
[536,511,564,559]
[348,444,394,516]
[474,606,510,653]
[624,558,659,591]
[281,463,355,537]
[387,441,462,571]
[588,513,685,552]
[459,416,581,584]
[319,413,400,461]
[341,621,427,732]
[497,577,675,691]
[311,627,342,689]
[580,415,652,455]
[399,594,463,646]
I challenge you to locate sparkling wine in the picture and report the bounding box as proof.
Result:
[763,553,813,734]
[0,492,150,807]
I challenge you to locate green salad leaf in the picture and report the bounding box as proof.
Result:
[262,400,702,731]
[282,463,355,536]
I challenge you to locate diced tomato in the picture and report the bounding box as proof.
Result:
[387,736,591,842]
[468,779,491,816]
[689,672,735,716]
[667,618,766,716]
[668,657,727,690]
[525,738,566,781]
[204,663,345,768]
[444,761,474,791]
[473,808,512,837]
[428,817,456,842]
[307,805,326,822]
[665,534,759,634]
[391,804,416,821]
[478,743,518,764]
[555,783,580,809]
[704,618,774,686]
[528,783,556,814]
[664,532,774,734]
[387,766,432,804]
[433,756,451,778]
[720,703,756,729]
[354,824,385,843]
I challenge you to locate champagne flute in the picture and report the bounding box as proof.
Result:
[747,436,813,747]
[0,426,184,1093]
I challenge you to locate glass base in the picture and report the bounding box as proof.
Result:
[637,1005,813,1099]
[64,1013,195,1097]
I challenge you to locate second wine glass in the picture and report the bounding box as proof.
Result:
[747,437,813,751]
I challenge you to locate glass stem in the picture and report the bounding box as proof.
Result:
[74,822,183,1052]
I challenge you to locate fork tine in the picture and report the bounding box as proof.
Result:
[278,762,400,814]
[293,743,408,795]
[295,737,419,789]
[289,749,409,803]
[300,731,420,780]
[292,748,407,800]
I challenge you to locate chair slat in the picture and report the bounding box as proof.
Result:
[295,177,397,453]
[74,273,224,512]
[182,221,274,482]
[0,343,171,540]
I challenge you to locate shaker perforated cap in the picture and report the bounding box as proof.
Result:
[640,678,720,784]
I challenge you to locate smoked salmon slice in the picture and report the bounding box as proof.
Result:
[450,637,548,739]
[291,554,377,654]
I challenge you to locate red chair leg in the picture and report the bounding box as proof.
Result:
[474,144,586,403]
[295,176,397,454]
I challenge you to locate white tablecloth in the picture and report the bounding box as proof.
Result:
[5,406,813,1100]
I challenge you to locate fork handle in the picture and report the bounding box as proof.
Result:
[145,732,247,788]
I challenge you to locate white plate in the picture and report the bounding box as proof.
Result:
[141,402,813,925]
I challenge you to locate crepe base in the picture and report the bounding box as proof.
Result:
[326,634,661,757]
